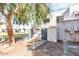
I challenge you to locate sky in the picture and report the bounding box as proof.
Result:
[48,3,71,12]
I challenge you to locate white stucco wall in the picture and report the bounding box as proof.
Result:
[40,24,57,42]
[47,26,57,42]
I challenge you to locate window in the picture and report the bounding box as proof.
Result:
[75,13,79,16]
[57,16,63,21]
[73,11,79,16]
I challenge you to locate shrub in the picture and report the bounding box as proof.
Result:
[0,33,27,41]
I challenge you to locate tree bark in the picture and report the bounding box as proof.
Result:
[6,13,15,46]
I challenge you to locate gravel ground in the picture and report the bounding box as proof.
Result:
[32,41,63,56]
[0,40,63,56]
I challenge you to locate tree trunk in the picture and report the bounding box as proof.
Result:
[6,13,15,46]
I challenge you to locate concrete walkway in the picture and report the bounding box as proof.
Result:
[28,40,47,49]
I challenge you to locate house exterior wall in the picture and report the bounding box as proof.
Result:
[0,24,32,33]
[40,24,57,42]
[64,4,79,20]
[49,9,67,26]
[47,26,57,42]
[57,19,79,42]
[64,8,70,20]
[49,13,57,26]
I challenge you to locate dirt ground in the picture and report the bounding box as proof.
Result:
[0,40,63,56]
